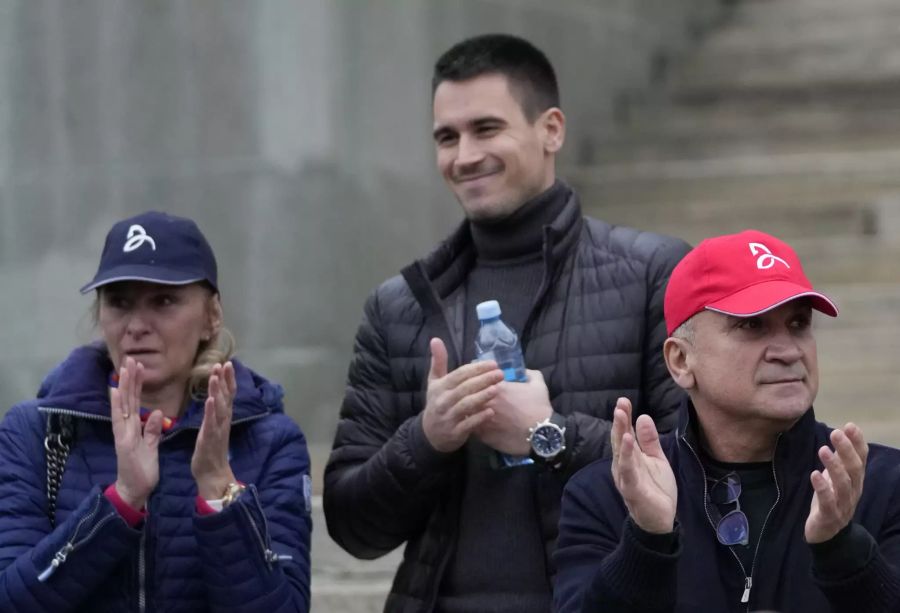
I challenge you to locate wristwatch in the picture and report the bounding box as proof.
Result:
[221,482,247,507]
[527,413,567,466]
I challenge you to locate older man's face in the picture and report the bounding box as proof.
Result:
[686,300,818,427]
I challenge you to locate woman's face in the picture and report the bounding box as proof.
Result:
[98,281,219,395]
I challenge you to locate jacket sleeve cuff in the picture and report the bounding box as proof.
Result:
[407,413,457,471]
[195,495,222,516]
[104,483,147,528]
[589,517,681,611]
[811,523,900,611]
[810,522,876,580]
[630,519,679,554]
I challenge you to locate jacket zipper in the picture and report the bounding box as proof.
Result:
[38,495,118,581]
[141,412,270,611]
[38,406,112,423]
[237,486,293,568]
[38,406,269,439]
[681,433,783,610]
[138,525,147,612]
[744,444,782,607]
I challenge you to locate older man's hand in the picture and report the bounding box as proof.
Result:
[611,397,678,534]
[804,423,869,544]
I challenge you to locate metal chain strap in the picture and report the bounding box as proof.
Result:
[44,415,74,527]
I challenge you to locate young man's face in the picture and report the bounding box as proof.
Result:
[432,73,562,222]
[685,300,819,427]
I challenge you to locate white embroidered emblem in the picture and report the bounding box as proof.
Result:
[748,242,790,270]
[123,224,157,253]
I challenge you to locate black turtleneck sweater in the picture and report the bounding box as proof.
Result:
[436,181,570,613]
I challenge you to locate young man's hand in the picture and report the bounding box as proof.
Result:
[474,369,552,456]
[421,338,504,453]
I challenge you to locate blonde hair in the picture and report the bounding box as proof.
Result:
[188,324,236,400]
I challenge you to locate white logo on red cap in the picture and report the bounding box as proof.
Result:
[749,242,789,270]
[123,224,157,253]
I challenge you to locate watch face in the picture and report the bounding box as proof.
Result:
[531,424,564,458]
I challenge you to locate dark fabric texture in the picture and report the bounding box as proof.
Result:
[702,457,777,572]
[0,344,312,612]
[323,186,691,612]
[554,400,900,613]
[438,186,555,612]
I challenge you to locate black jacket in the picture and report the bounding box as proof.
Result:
[554,401,900,613]
[324,190,690,612]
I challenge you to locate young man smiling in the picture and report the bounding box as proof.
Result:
[554,230,900,613]
[324,34,689,612]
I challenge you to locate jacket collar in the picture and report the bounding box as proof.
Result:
[675,396,819,488]
[36,343,283,430]
[401,181,584,307]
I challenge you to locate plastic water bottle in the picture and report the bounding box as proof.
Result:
[475,300,527,382]
[474,300,532,467]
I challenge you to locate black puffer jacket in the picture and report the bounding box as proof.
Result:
[324,191,690,612]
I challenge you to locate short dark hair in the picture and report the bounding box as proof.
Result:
[432,34,560,121]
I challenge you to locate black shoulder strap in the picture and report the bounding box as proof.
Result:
[45,413,75,526]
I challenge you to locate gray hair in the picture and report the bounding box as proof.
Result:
[670,316,695,344]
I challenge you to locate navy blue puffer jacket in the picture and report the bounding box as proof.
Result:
[0,344,311,612]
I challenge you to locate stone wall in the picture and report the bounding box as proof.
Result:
[0,0,723,459]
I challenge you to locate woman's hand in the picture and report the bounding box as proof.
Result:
[191,362,238,500]
[111,357,164,510]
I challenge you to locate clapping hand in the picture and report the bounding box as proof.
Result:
[111,357,164,509]
[805,423,868,544]
[191,362,238,500]
[421,338,504,453]
[475,369,552,456]
[610,397,678,534]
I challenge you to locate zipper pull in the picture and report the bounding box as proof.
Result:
[37,543,74,582]
[264,549,293,564]
[741,576,752,603]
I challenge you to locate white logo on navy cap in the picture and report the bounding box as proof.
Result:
[123,224,157,253]
[749,242,790,270]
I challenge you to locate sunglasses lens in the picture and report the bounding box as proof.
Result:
[710,473,742,504]
[725,474,741,500]
[717,510,749,546]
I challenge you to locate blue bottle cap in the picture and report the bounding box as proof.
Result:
[476,300,502,320]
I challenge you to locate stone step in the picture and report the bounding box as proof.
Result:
[312,582,392,613]
[670,0,900,98]
[570,182,889,248]
[674,46,900,99]
[709,10,900,55]
[814,372,900,448]
[602,101,900,164]
[572,185,874,243]
[816,283,900,329]
[776,234,900,285]
[567,150,900,223]
[730,0,900,29]
[816,325,900,375]
[311,496,401,612]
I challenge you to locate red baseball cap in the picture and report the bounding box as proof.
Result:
[664,229,838,335]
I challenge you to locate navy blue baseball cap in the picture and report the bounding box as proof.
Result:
[80,211,218,294]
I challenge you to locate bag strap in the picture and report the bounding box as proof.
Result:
[44,413,75,527]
